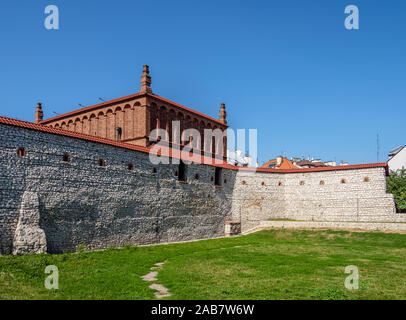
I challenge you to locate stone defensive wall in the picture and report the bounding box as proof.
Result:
[0,119,235,254]
[1,117,405,254]
[232,167,406,233]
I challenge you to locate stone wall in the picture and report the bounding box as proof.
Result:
[0,123,235,254]
[232,168,406,232]
[1,121,405,254]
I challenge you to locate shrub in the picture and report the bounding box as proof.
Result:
[387,169,406,212]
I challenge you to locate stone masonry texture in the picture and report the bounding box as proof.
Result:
[0,123,405,254]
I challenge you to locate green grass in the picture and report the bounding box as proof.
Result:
[1,229,406,300]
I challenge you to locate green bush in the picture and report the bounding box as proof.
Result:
[387,169,406,212]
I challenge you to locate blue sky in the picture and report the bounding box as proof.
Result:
[0,0,405,165]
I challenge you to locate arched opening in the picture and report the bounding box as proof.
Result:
[115,127,122,141]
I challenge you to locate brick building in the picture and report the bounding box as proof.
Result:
[37,65,228,159]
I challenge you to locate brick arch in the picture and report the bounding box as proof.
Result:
[150,103,158,138]
[159,106,168,139]
[200,120,206,153]
[97,112,105,137]
[114,107,123,139]
[168,109,176,141]
[106,109,114,140]
[177,112,184,144]
[123,104,132,140]
[74,117,82,133]
[61,121,67,130]
[89,113,97,136]
[54,123,60,128]
[82,116,89,134]
[184,115,192,144]
[212,125,218,155]
[67,120,74,132]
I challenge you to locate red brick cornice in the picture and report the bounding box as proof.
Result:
[39,92,228,127]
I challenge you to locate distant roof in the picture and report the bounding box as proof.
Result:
[295,160,327,167]
[261,157,299,169]
[389,145,405,159]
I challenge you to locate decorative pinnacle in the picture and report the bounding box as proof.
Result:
[219,103,227,124]
[140,64,152,94]
[35,102,43,123]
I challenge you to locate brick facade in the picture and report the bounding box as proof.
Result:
[39,66,228,159]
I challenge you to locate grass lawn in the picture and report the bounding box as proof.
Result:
[1,229,406,300]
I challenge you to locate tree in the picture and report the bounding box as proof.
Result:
[387,169,406,212]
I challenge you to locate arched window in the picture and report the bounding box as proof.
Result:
[242,180,247,185]
[319,180,325,185]
[300,181,305,185]
[127,163,134,170]
[278,181,283,186]
[98,159,105,167]
[261,181,266,186]
[115,127,122,141]
[363,177,370,182]
[341,179,347,184]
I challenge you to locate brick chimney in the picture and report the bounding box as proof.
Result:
[140,65,152,94]
[35,102,43,123]
[219,103,227,124]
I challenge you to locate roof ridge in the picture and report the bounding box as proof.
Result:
[40,92,228,127]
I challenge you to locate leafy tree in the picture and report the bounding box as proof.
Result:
[387,169,406,212]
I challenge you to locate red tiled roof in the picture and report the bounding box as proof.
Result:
[261,157,299,169]
[149,94,228,127]
[40,92,228,127]
[252,163,389,176]
[0,115,389,175]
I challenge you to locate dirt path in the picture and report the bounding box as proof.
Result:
[141,260,171,299]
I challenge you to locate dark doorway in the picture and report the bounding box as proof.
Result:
[178,161,186,182]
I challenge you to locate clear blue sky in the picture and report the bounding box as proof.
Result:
[0,0,405,165]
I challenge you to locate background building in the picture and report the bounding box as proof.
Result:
[388,146,406,172]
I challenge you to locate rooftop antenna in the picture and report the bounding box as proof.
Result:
[98,97,105,102]
[52,111,59,115]
[78,104,84,107]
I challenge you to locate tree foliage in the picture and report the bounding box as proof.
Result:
[387,169,406,212]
